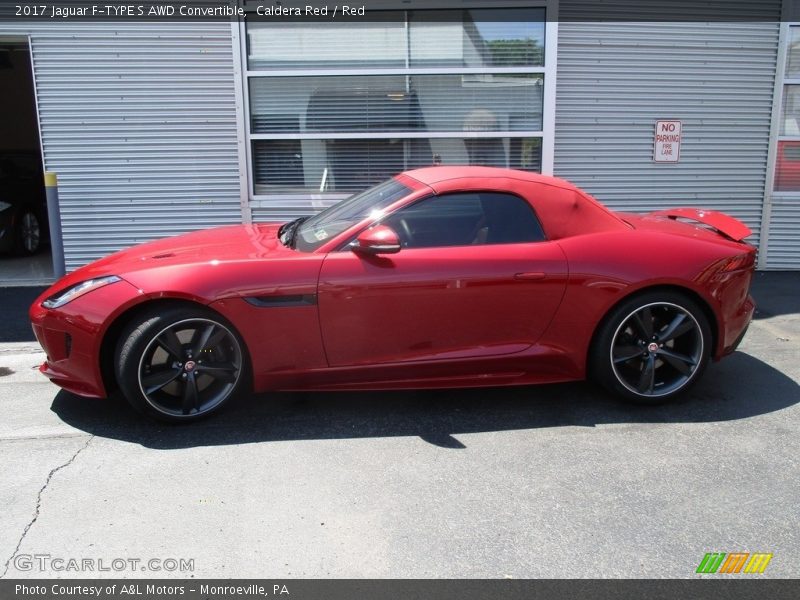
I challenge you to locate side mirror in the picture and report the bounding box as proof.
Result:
[350,225,401,255]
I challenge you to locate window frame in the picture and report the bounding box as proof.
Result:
[773,22,800,197]
[235,0,558,209]
[760,15,797,268]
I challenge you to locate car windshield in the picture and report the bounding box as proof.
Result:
[293,178,411,252]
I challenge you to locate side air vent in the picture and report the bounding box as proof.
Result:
[244,295,317,307]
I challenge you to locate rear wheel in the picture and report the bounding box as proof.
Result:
[590,291,712,403]
[115,306,247,422]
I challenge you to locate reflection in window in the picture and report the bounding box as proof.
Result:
[245,7,546,197]
[409,9,545,68]
[775,141,800,191]
[246,9,545,70]
[248,74,543,134]
[782,85,800,136]
[381,192,546,248]
[786,27,800,78]
[247,13,406,70]
[253,138,542,193]
[295,178,411,252]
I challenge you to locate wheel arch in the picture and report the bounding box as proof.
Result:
[98,297,252,396]
[586,283,720,375]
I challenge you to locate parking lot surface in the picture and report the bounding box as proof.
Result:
[0,272,798,578]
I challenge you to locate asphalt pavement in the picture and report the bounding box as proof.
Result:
[0,272,798,578]
[0,285,46,343]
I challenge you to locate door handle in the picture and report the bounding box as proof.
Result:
[514,272,546,281]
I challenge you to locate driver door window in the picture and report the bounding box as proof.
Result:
[381,192,546,248]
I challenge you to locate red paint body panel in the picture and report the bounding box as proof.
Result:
[30,277,146,397]
[209,296,328,392]
[29,167,756,399]
[549,225,754,371]
[318,241,568,367]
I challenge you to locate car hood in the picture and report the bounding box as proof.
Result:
[47,223,307,297]
[87,223,292,272]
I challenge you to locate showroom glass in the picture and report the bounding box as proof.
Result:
[294,178,411,252]
[776,26,800,191]
[380,192,546,248]
[253,138,542,194]
[247,12,407,70]
[775,141,800,191]
[786,26,800,78]
[780,84,800,136]
[249,74,543,134]
[246,9,545,70]
[408,10,544,67]
[244,8,546,196]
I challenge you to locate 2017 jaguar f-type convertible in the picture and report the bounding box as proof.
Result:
[30,167,756,422]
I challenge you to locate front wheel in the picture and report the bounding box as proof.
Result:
[590,291,712,404]
[115,306,247,422]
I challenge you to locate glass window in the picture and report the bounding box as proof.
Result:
[781,85,800,135]
[295,178,411,251]
[246,13,406,70]
[409,9,545,68]
[381,192,546,248]
[253,138,542,194]
[787,27,800,78]
[775,141,800,191]
[246,9,545,71]
[249,74,543,134]
[245,8,546,199]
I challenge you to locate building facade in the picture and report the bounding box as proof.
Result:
[2,0,798,274]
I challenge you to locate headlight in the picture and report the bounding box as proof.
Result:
[0,201,12,212]
[42,276,122,309]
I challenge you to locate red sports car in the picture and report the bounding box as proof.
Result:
[30,167,756,422]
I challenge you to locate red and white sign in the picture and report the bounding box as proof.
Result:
[654,120,682,163]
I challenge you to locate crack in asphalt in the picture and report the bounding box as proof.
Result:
[0,435,93,579]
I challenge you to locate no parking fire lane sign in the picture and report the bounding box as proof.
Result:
[654,120,682,163]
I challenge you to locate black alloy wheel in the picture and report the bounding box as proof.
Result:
[115,306,247,422]
[16,210,41,255]
[591,291,712,403]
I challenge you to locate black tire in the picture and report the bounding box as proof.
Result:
[589,290,712,404]
[114,305,248,423]
[14,209,41,255]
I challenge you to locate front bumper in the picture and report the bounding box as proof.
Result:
[30,277,143,398]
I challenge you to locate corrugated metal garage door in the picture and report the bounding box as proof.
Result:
[554,2,781,254]
[766,198,800,268]
[3,23,243,271]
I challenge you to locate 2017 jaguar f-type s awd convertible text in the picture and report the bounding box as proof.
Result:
[30,167,755,422]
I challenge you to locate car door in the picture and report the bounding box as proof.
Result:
[317,191,568,368]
